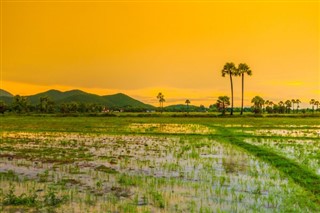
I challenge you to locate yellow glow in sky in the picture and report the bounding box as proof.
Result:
[1,0,319,106]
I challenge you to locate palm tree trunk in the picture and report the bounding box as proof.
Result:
[229,73,233,115]
[241,73,244,115]
[161,102,163,114]
[292,103,294,113]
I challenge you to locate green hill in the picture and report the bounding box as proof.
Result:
[0,89,13,97]
[27,89,90,104]
[0,89,155,110]
[0,96,13,104]
[103,93,154,108]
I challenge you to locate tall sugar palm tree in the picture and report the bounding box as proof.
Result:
[157,92,165,113]
[221,62,237,115]
[185,99,191,114]
[237,63,252,115]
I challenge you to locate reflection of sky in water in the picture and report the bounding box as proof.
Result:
[244,129,320,138]
[0,131,315,212]
[128,123,215,134]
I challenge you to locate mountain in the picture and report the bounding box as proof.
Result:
[0,89,14,104]
[103,93,155,108]
[0,89,155,109]
[0,89,13,97]
[27,89,96,104]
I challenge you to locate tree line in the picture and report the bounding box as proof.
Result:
[0,95,151,114]
[217,62,319,115]
[1,64,318,115]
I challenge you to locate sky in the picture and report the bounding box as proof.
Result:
[1,0,319,107]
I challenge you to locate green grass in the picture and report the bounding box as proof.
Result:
[215,127,320,204]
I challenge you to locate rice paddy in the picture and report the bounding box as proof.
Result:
[0,116,319,212]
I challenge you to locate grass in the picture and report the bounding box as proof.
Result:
[216,128,320,203]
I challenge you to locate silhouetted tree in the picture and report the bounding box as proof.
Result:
[310,99,315,113]
[39,96,55,113]
[273,104,279,113]
[221,62,237,115]
[12,95,29,113]
[278,101,286,113]
[285,100,292,113]
[265,100,274,114]
[216,96,230,115]
[251,96,264,114]
[185,99,191,114]
[237,63,252,115]
[157,92,165,113]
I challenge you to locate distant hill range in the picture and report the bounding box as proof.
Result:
[0,89,155,109]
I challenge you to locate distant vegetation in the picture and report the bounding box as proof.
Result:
[251,96,319,115]
[0,88,319,116]
[0,89,154,114]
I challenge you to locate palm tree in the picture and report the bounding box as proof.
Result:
[285,100,292,113]
[278,101,285,113]
[237,63,252,115]
[291,99,296,113]
[251,96,264,114]
[185,99,191,114]
[310,99,315,112]
[296,99,301,113]
[264,100,274,114]
[216,96,230,115]
[221,62,237,115]
[157,92,165,113]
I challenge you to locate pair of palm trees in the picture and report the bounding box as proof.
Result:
[291,99,301,112]
[221,62,252,115]
[310,99,320,112]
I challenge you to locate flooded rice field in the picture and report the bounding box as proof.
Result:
[245,129,320,138]
[0,117,319,212]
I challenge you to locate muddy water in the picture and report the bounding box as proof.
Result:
[0,130,317,212]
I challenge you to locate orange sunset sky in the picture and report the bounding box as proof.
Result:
[1,0,319,107]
